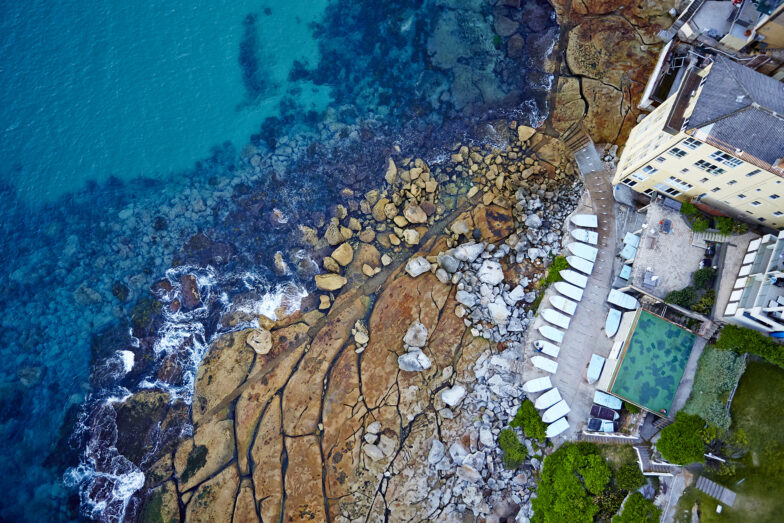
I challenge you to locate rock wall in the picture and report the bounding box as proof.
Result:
[133,123,582,522]
[544,0,679,144]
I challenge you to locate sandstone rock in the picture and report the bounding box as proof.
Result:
[175,419,235,491]
[233,479,259,523]
[477,260,504,285]
[404,204,427,224]
[315,273,347,291]
[251,396,283,521]
[398,350,431,372]
[246,328,272,355]
[185,465,239,523]
[324,222,344,246]
[372,198,390,222]
[319,295,331,310]
[359,228,376,243]
[393,215,408,228]
[403,321,428,348]
[403,228,420,246]
[323,256,340,273]
[140,481,180,523]
[385,157,397,184]
[381,254,392,266]
[384,202,398,220]
[284,435,326,521]
[517,125,536,143]
[405,257,431,278]
[441,384,467,407]
[193,332,255,423]
[331,242,354,266]
[355,331,369,345]
[377,434,397,456]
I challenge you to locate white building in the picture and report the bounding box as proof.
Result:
[723,230,784,333]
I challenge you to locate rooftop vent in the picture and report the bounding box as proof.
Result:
[736,94,745,103]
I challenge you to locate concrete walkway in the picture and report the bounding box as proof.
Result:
[523,167,618,441]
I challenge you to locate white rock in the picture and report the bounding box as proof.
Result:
[508,285,526,302]
[457,464,482,483]
[403,228,421,246]
[456,290,477,308]
[405,256,431,277]
[363,443,385,461]
[403,321,428,348]
[525,214,542,229]
[354,331,369,345]
[487,298,511,325]
[398,349,431,372]
[477,260,504,285]
[364,433,379,444]
[449,442,468,465]
[378,434,397,456]
[453,242,484,262]
[428,440,445,464]
[441,384,467,407]
[479,428,494,448]
[366,421,382,434]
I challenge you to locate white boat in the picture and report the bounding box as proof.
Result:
[546,417,570,438]
[542,309,571,329]
[542,400,571,423]
[535,388,562,410]
[594,390,622,410]
[571,228,599,245]
[567,256,594,275]
[571,214,598,228]
[549,295,578,315]
[560,270,588,289]
[534,340,560,358]
[586,354,605,384]
[538,325,565,343]
[605,309,622,337]
[523,376,552,393]
[607,289,639,310]
[554,281,584,301]
[532,356,558,374]
[567,242,599,262]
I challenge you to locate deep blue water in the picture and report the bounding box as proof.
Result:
[0,0,557,520]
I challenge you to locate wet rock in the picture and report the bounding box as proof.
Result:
[398,350,431,372]
[402,229,420,246]
[517,125,536,143]
[403,204,427,224]
[73,283,102,306]
[324,222,344,246]
[323,256,341,273]
[331,242,354,266]
[319,295,331,310]
[507,34,524,58]
[372,198,390,222]
[359,228,376,243]
[385,157,397,184]
[315,273,347,291]
[405,257,431,278]
[403,321,428,348]
[180,275,200,310]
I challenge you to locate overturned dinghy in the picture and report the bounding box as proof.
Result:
[542,309,571,329]
[535,388,562,410]
[523,376,552,393]
[539,325,565,343]
[587,354,605,384]
[571,214,598,228]
[607,289,640,310]
[534,340,560,358]
[546,417,570,438]
[571,228,599,245]
[550,295,578,315]
[567,242,599,262]
[542,399,571,423]
[605,308,622,337]
[532,356,558,374]
[567,255,594,275]
[560,269,588,288]
[554,281,584,301]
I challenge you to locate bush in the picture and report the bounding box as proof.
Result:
[615,462,646,491]
[680,202,698,216]
[716,216,739,235]
[692,267,716,289]
[510,400,547,442]
[532,443,611,523]
[612,492,661,523]
[595,487,627,522]
[683,346,746,428]
[656,413,706,465]
[624,402,640,414]
[691,216,710,232]
[691,289,716,315]
[716,324,784,369]
[665,286,698,308]
[498,428,527,470]
[543,255,570,286]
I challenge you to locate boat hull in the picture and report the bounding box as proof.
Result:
[542,309,571,329]
[549,295,578,315]
[567,255,594,275]
[538,325,565,343]
[534,340,560,358]
[554,281,584,301]
[605,308,622,337]
[560,269,588,288]
[567,242,599,262]
[570,214,598,228]
[571,228,599,245]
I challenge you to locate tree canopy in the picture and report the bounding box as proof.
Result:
[510,400,547,442]
[656,412,706,465]
[612,492,661,523]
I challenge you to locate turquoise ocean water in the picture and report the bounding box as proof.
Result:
[0,0,557,520]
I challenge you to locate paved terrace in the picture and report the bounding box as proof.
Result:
[522,166,618,441]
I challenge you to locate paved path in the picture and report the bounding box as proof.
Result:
[523,167,618,441]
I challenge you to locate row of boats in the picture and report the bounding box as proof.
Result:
[524,214,600,438]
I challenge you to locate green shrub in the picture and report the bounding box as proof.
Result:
[691,216,710,232]
[691,289,716,315]
[665,286,698,308]
[498,428,527,470]
[716,216,736,235]
[510,400,547,442]
[531,443,611,523]
[612,492,661,523]
[680,202,698,216]
[624,402,640,414]
[656,413,706,465]
[595,487,627,522]
[543,255,570,286]
[615,462,646,491]
[734,221,748,234]
[692,267,716,289]
[716,324,784,369]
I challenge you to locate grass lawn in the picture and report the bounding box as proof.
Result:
[597,443,637,470]
[674,360,784,522]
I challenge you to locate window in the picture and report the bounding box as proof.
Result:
[709,150,743,167]
[643,188,655,197]
[750,201,762,207]
[683,137,702,150]
[633,165,658,182]
[737,194,747,199]
[774,211,783,217]
[656,156,666,163]
[642,165,658,174]
[668,147,687,158]
[746,169,761,177]
[758,218,766,222]
[711,187,721,192]
[700,177,709,183]
[770,194,780,200]
[727,180,738,186]
[694,160,726,176]
[666,176,693,191]
[654,183,681,197]
[622,178,638,188]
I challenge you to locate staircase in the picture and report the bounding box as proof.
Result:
[560,122,604,175]
[634,444,681,476]
[579,431,642,445]
[653,417,674,430]
[658,0,707,41]
[695,476,737,506]
[561,122,591,154]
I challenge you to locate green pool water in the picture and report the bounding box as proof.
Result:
[611,310,696,415]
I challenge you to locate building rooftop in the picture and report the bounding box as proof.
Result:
[685,56,784,169]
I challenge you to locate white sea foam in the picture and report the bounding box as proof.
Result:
[117,350,135,373]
